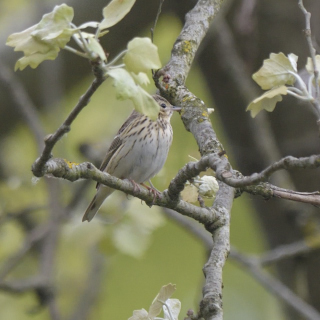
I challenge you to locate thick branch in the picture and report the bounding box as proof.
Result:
[167,154,229,201]
[198,182,233,320]
[154,1,232,319]
[42,158,216,226]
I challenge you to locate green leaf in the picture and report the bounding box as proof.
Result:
[288,53,298,72]
[252,53,298,90]
[6,4,75,70]
[246,85,288,118]
[107,68,160,119]
[124,37,161,74]
[306,55,320,75]
[14,49,60,71]
[86,37,107,61]
[78,21,100,29]
[133,88,161,120]
[130,72,150,85]
[107,68,139,99]
[100,0,136,30]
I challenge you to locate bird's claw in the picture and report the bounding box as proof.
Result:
[141,183,161,205]
[127,179,141,195]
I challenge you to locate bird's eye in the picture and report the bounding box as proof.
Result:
[161,103,166,108]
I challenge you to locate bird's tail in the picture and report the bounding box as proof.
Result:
[82,186,114,222]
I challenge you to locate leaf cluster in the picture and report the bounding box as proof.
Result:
[247,52,319,118]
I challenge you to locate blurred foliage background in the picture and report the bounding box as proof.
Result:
[1,0,320,319]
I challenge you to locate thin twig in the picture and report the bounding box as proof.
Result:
[222,154,320,188]
[151,0,165,43]
[32,69,106,177]
[166,153,320,206]
[298,0,320,118]
[243,183,320,207]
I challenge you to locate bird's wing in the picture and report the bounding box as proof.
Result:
[96,110,141,188]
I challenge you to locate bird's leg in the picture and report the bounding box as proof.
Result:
[147,179,160,192]
[126,179,141,195]
[141,180,161,204]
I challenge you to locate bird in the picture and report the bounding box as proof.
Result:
[82,94,181,222]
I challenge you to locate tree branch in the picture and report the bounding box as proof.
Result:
[222,154,320,187]
[298,0,320,118]
[42,158,217,225]
[153,1,233,318]
[198,182,234,320]
[32,67,106,177]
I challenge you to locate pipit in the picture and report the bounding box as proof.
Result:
[82,94,181,222]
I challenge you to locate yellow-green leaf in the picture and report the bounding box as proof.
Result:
[100,0,136,30]
[130,72,150,85]
[124,37,161,74]
[306,55,320,75]
[14,49,59,71]
[87,37,107,61]
[246,85,288,118]
[6,4,75,70]
[107,68,160,120]
[252,52,297,90]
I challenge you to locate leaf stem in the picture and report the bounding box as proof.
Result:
[287,86,304,95]
[105,50,127,68]
[64,46,88,59]
[289,71,312,98]
[286,89,312,101]
[108,64,125,69]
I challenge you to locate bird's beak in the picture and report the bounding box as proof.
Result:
[171,106,182,112]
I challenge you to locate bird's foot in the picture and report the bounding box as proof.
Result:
[127,179,141,195]
[141,183,161,205]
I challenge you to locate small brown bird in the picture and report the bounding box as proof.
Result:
[82,94,181,222]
